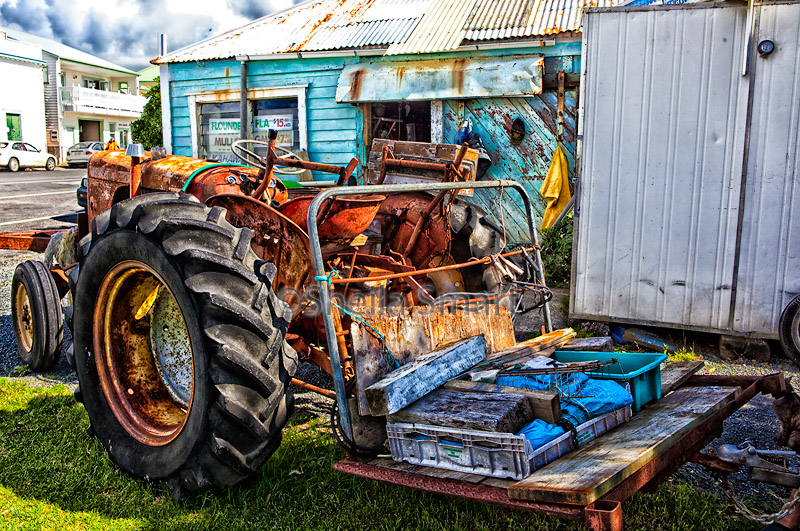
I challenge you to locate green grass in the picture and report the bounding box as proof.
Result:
[0,378,763,530]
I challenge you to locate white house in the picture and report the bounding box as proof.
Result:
[0,32,46,149]
[0,27,146,161]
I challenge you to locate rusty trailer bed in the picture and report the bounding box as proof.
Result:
[334,372,786,531]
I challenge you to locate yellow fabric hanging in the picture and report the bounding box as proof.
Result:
[540,145,572,230]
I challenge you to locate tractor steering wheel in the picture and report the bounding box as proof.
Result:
[231,139,306,175]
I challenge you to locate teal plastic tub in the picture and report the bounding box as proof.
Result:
[552,351,667,412]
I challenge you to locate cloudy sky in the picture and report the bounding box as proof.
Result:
[0,0,303,71]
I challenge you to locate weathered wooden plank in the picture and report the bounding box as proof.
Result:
[387,388,534,433]
[508,385,739,505]
[442,380,561,424]
[498,347,556,368]
[365,336,487,416]
[481,328,575,368]
[660,361,705,396]
[353,306,516,416]
[558,336,614,352]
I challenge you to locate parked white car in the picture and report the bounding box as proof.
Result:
[66,141,104,167]
[0,142,57,172]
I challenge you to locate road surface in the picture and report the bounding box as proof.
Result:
[0,166,84,231]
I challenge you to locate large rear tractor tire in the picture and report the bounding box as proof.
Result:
[780,294,800,366]
[11,260,63,371]
[72,193,297,495]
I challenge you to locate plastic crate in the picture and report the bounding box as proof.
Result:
[386,406,632,480]
[552,351,667,412]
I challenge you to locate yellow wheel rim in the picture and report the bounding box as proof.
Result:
[14,283,34,352]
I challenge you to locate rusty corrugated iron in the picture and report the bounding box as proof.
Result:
[389,0,617,55]
[154,0,608,64]
[155,0,427,63]
[385,0,473,55]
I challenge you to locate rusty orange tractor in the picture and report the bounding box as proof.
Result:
[7,131,551,495]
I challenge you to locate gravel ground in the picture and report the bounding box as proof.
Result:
[1,250,796,515]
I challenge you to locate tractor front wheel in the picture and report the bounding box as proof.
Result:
[11,260,63,371]
[72,193,297,494]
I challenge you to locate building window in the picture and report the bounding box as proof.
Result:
[190,86,307,163]
[199,101,240,163]
[252,97,299,154]
[370,101,431,143]
[83,77,109,91]
[59,72,65,86]
[119,81,128,94]
[43,64,49,84]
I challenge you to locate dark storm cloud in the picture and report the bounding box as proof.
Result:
[229,0,276,20]
[0,0,303,70]
[0,1,48,33]
[227,0,303,22]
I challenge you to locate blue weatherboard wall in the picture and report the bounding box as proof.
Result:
[167,42,580,241]
[168,56,362,171]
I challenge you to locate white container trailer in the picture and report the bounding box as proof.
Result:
[571,1,800,358]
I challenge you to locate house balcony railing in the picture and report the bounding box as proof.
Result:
[60,86,146,118]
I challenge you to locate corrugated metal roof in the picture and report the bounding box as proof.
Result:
[156,0,606,63]
[303,0,428,51]
[386,0,615,54]
[157,0,428,63]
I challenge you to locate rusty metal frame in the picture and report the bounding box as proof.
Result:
[333,373,785,530]
[307,179,551,440]
[0,229,68,252]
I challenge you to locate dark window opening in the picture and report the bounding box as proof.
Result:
[370,101,430,143]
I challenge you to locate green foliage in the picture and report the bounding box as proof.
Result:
[0,378,762,530]
[668,346,702,363]
[541,213,573,287]
[130,78,163,150]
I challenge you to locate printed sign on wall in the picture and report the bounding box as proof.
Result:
[208,116,294,157]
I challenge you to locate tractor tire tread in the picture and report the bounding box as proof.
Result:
[75,194,296,493]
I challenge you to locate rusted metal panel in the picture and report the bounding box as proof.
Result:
[336,55,543,102]
[279,194,385,239]
[332,458,584,519]
[206,194,314,306]
[0,230,66,252]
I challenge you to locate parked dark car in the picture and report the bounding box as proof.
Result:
[77,177,87,208]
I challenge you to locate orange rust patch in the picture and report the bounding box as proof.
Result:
[452,58,467,94]
[350,68,365,101]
